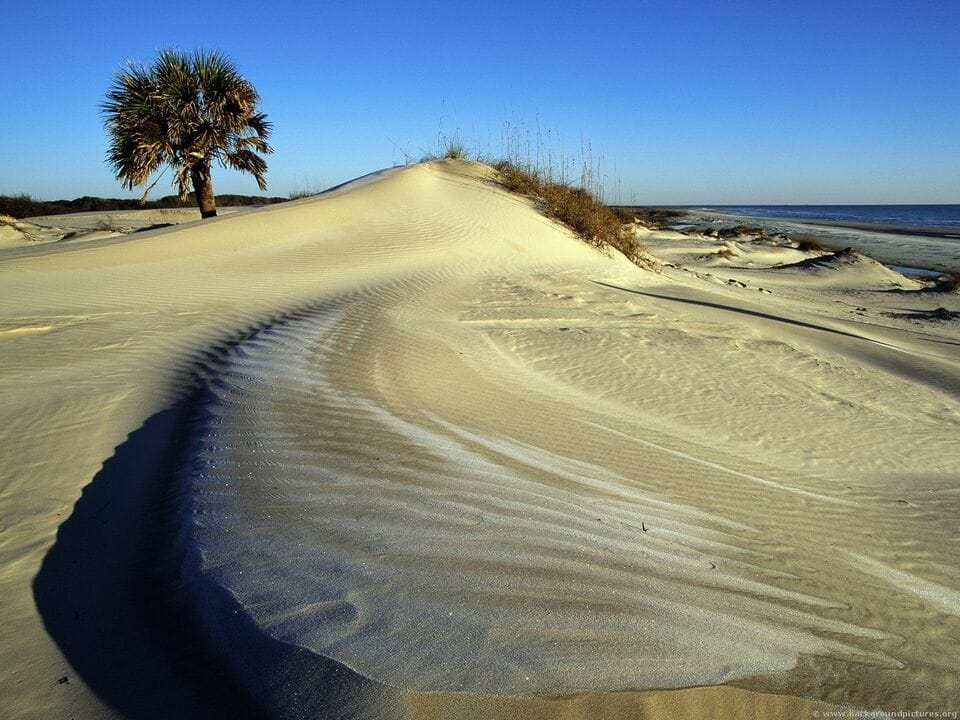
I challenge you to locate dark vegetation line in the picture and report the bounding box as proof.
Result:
[0,193,288,219]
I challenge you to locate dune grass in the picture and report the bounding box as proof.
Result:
[489,159,650,268]
[288,187,321,200]
[93,217,123,232]
[442,142,469,160]
[792,233,826,252]
[417,126,651,268]
[935,271,960,293]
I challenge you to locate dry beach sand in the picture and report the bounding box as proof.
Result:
[1,160,959,718]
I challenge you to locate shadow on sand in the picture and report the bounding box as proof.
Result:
[33,400,255,718]
[33,392,403,719]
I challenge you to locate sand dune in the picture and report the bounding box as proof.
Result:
[2,160,959,718]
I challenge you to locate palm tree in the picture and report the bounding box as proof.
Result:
[102,50,272,218]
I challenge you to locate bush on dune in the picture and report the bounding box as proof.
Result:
[419,132,650,268]
[792,233,826,252]
[442,142,469,160]
[935,271,960,293]
[490,160,650,268]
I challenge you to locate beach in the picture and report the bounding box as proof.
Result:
[2,159,959,718]
[673,207,960,273]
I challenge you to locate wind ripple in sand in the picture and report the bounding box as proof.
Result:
[181,277,902,696]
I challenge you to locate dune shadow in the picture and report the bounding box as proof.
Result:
[32,400,255,718]
[593,280,960,398]
[591,280,869,341]
[33,383,404,719]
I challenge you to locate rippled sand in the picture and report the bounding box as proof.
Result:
[2,160,959,718]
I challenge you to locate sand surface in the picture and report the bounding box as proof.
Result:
[2,160,959,718]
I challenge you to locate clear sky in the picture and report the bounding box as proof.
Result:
[2,0,958,204]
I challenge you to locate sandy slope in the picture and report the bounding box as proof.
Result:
[1,160,958,719]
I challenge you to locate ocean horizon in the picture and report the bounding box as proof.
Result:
[691,204,960,229]
[675,204,960,272]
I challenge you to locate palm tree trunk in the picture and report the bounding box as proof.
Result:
[190,164,217,218]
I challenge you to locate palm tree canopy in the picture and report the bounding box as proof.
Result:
[102,50,272,199]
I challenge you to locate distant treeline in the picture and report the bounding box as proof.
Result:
[0,193,289,219]
[609,206,686,227]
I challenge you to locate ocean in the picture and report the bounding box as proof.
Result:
[696,205,960,230]
[680,206,960,272]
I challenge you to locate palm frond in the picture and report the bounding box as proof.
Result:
[224,149,269,190]
[102,49,272,201]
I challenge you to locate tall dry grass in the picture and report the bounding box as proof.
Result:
[491,159,650,268]
[417,121,651,268]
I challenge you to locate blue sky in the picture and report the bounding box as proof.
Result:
[2,0,958,203]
